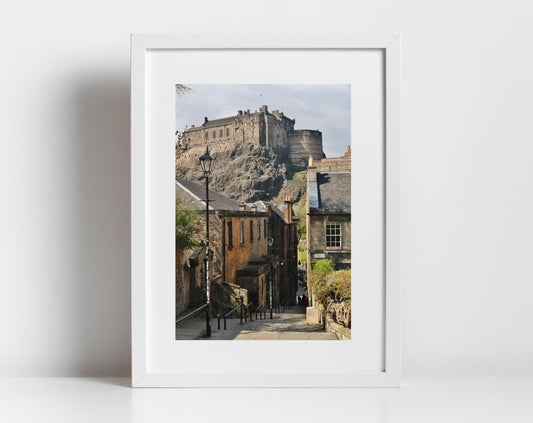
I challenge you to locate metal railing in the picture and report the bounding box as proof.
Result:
[223,297,244,330]
[279,298,291,312]
[193,287,223,330]
[252,303,267,320]
[175,303,208,325]
[244,302,254,323]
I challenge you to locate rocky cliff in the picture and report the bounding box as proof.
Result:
[176,143,291,203]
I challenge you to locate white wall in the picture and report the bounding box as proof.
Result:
[0,0,532,377]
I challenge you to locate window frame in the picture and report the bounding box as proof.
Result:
[325,222,342,250]
[227,221,233,248]
[250,219,254,243]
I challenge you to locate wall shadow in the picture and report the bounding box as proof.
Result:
[70,74,131,376]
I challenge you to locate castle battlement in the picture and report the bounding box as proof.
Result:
[181,105,325,167]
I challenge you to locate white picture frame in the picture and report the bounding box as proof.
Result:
[131,34,400,387]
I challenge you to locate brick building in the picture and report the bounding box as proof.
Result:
[246,199,299,306]
[176,177,275,312]
[180,105,325,168]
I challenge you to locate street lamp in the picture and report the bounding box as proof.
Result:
[268,236,274,319]
[199,146,215,337]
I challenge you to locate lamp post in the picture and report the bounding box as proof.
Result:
[268,236,274,319]
[199,146,215,337]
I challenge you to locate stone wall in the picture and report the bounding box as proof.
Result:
[325,314,351,340]
[184,245,207,308]
[307,212,351,271]
[314,146,351,172]
[175,248,189,316]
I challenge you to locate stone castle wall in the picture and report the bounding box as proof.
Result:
[289,129,325,168]
[180,106,325,167]
[315,146,351,172]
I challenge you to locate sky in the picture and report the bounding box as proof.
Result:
[175,84,351,158]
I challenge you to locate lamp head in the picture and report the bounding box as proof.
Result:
[199,146,215,175]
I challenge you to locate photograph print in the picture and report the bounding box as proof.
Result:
[175,84,351,340]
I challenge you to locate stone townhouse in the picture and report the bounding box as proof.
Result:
[306,155,352,304]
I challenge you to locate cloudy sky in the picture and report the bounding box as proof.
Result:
[175,84,350,158]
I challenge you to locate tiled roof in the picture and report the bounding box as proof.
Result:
[176,177,242,211]
[246,200,292,223]
[310,172,351,210]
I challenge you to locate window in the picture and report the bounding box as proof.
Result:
[325,223,341,250]
[263,219,267,238]
[205,132,208,140]
[240,221,244,244]
[250,220,254,242]
[257,220,261,239]
[227,221,233,247]
[220,129,223,137]
[212,130,216,138]
[226,128,229,136]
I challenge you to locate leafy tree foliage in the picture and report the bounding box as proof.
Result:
[175,197,201,249]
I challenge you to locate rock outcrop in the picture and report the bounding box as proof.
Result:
[176,143,290,203]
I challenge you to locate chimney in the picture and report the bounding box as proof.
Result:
[307,156,317,183]
[345,145,351,156]
[239,202,246,211]
[204,117,208,124]
[284,196,293,223]
[260,105,268,113]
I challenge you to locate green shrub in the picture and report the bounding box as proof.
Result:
[309,260,351,327]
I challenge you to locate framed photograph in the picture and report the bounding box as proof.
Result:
[131,34,400,387]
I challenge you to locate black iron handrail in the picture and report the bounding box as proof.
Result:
[175,303,207,325]
[223,297,244,330]
[210,303,221,331]
[280,298,290,312]
[244,301,254,323]
[252,303,267,320]
[191,287,222,331]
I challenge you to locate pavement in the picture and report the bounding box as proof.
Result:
[176,305,339,340]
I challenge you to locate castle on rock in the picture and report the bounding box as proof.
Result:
[181,105,325,167]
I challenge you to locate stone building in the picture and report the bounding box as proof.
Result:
[181,105,325,168]
[306,155,351,305]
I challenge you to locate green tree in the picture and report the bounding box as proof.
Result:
[176,197,201,249]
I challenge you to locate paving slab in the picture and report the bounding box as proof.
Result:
[176,305,346,340]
